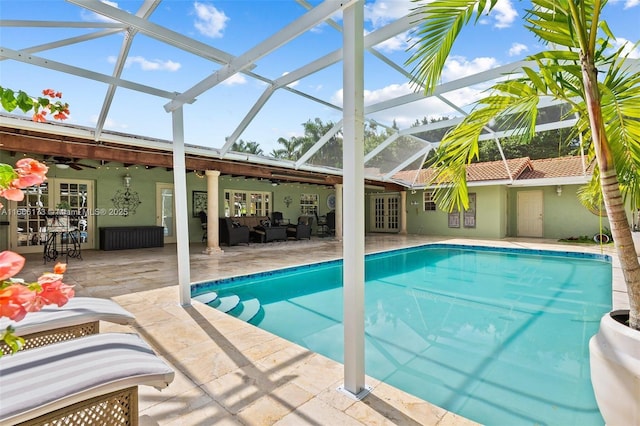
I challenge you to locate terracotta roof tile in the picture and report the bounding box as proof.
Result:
[394,156,591,185]
[519,156,593,179]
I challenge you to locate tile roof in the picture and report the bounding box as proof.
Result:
[519,156,594,180]
[394,156,591,185]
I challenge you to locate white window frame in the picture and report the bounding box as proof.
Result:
[423,191,436,211]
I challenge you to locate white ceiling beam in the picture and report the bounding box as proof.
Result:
[294,120,343,168]
[0,19,126,28]
[365,61,534,114]
[163,0,356,112]
[274,14,414,88]
[0,47,180,99]
[220,86,276,155]
[0,29,124,62]
[67,0,235,64]
[364,133,400,163]
[382,145,433,181]
[95,0,161,140]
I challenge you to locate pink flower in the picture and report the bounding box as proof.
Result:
[15,158,48,176]
[0,284,35,321]
[36,278,75,307]
[0,251,25,281]
[0,188,25,202]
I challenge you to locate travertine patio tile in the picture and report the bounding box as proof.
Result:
[236,383,313,426]
[140,386,229,425]
[274,397,365,426]
[287,353,344,394]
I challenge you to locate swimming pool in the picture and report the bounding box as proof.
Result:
[192,244,612,425]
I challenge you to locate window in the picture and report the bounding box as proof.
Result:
[224,190,271,217]
[423,191,436,211]
[300,194,319,215]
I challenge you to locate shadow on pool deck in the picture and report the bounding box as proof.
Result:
[16,234,623,425]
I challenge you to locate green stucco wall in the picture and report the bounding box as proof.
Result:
[405,186,508,239]
[507,185,610,239]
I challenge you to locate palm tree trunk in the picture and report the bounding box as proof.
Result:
[581,52,640,329]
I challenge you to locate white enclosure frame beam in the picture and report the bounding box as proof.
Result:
[0,47,180,100]
[68,0,234,64]
[294,120,343,168]
[164,1,356,112]
[340,0,368,400]
[172,107,192,306]
[95,0,161,139]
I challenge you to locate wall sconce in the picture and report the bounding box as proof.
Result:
[410,200,420,206]
[556,185,562,196]
[284,195,292,207]
[111,173,141,216]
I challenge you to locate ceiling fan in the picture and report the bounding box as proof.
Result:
[46,156,97,171]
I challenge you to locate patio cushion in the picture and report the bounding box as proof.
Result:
[0,332,174,424]
[0,297,135,337]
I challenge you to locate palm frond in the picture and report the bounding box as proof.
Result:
[405,0,497,94]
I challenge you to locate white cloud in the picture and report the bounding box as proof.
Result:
[374,31,411,53]
[441,56,499,81]
[491,0,518,28]
[365,0,412,29]
[193,2,228,38]
[611,38,640,59]
[624,0,639,8]
[478,0,518,28]
[90,115,128,130]
[80,0,121,23]
[508,42,529,57]
[221,73,247,86]
[107,55,181,71]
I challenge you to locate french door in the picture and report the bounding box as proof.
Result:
[10,178,94,253]
[156,183,176,244]
[371,194,400,233]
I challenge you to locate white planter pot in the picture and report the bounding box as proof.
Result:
[632,232,640,256]
[589,310,640,425]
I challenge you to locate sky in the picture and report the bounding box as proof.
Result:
[1,0,639,155]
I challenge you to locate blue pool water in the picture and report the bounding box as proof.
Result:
[192,244,612,425]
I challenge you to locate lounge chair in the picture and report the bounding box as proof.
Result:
[0,297,135,355]
[0,332,174,425]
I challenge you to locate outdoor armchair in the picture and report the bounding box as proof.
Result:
[219,217,250,246]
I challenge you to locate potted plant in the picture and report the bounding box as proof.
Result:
[55,201,71,214]
[406,0,640,423]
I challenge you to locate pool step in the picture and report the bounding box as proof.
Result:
[212,294,241,313]
[192,291,218,305]
[228,298,262,322]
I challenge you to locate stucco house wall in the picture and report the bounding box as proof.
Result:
[405,186,508,239]
[507,184,611,239]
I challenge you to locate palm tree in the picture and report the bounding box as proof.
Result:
[230,139,264,156]
[406,0,640,329]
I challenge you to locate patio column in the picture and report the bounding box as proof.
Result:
[400,190,407,235]
[335,183,343,241]
[340,0,369,400]
[203,170,223,254]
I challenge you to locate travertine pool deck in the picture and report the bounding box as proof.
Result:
[17,234,624,425]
